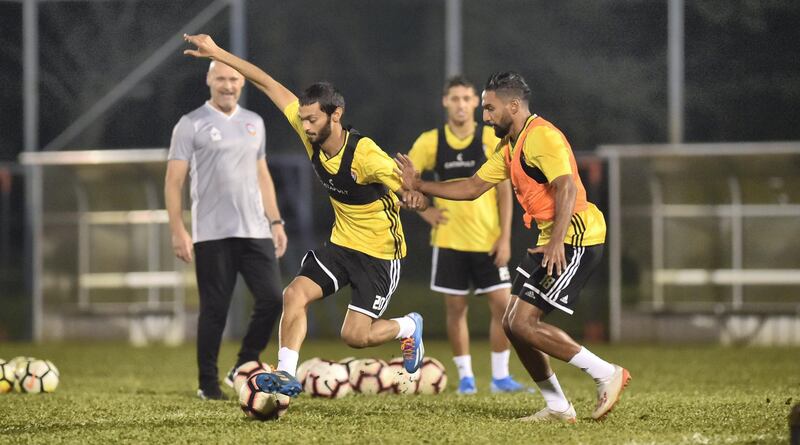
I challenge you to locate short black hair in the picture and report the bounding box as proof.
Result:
[443,75,475,96]
[299,82,345,115]
[484,71,531,102]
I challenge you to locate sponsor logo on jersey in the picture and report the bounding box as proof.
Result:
[322,178,349,196]
[443,153,476,170]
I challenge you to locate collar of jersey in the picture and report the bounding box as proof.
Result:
[509,114,538,154]
[204,101,240,120]
[320,130,349,162]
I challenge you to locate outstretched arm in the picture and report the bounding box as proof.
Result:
[394,153,495,202]
[183,34,297,111]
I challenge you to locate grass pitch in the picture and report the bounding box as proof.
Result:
[0,340,797,444]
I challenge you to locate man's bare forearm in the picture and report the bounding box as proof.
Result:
[418,175,491,201]
[496,179,513,241]
[212,49,296,111]
[164,183,187,234]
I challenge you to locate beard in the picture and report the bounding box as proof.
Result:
[492,123,510,138]
[308,116,333,144]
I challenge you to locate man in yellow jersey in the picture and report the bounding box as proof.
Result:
[396,72,630,422]
[184,34,427,398]
[407,75,527,394]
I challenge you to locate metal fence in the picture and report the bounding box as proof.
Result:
[599,142,800,345]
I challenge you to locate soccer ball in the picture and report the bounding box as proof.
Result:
[416,357,447,395]
[10,356,36,376]
[348,358,392,395]
[0,359,16,393]
[304,361,351,398]
[15,359,60,394]
[386,357,419,395]
[232,361,273,394]
[338,356,357,374]
[296,357,325,387]
[238,375,290,421]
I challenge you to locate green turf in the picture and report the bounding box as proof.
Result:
[0,340,797,444]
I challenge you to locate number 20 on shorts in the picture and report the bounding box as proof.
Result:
[372,295,387,311]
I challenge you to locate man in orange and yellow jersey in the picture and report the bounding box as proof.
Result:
[396,72,630,422]
[407,75,527,394]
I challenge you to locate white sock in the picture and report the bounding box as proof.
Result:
[392,316,416,339]
[535,373,570,412]
[491,350,511,380]
[568,346,615,381]
[452,355,474,379]
[276,347,299,376]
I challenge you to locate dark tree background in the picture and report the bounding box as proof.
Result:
[1,0,799,160]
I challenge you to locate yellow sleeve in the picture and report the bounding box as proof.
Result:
[282,100,313,157]
[476,144,509,184]
[523,126,572,182]
[407,129,438,173]
[481,125,502,158]
[354,138,403,192]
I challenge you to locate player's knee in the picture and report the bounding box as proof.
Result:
[445,303,468,320]
[508,311,536,338]
[282,285,308,311]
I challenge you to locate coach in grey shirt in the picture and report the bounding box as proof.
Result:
[165,61,285,400]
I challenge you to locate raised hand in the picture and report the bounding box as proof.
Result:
[183,33,222,59]
[393,154,421,191]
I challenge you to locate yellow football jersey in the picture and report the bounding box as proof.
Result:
[476,117,606,247]
[408,124,502,252]
[284,100,405,259]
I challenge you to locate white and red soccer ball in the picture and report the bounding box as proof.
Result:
[348,358,393,395]
[416,357,447,395]
[232,361,272,394]
[304,361,351,398]
[238,374,291,421]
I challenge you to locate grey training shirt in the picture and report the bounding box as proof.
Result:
[168,102,272,243]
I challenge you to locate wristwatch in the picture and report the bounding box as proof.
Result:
[270,219,285,226]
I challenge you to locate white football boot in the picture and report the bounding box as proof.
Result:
[517,403,577,423]
[592,364,631,420]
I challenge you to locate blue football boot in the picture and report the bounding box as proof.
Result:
[490,376,534,393]
[401,312,425,373]
[457,376,477,395]
[254,370,303,397]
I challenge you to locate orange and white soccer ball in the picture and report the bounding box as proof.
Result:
[232,361,273,394]
[14,359,59,394]
[348,358,393,395]
[238,375,290,421]
[416,357,447,395]
[304,361,351,398]
[386,357,419,395]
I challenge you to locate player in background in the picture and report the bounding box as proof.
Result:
[396,71,630,422]
[165,61,286,400]
[407,75,527,394]
[183,33,427,397]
